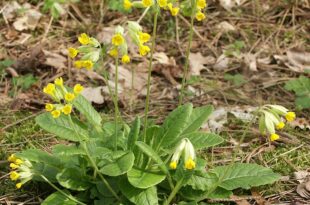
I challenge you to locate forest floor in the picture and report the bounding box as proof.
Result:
[0,0,310,204]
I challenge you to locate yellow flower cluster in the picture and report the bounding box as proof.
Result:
[43,77,84,119]
[8,154,32,189]
[124,0,179,16]
[110,29,132,64]
[68,33,102,70]
[195,0,207,21]
[169,139,196,170]
[259,105,296,142]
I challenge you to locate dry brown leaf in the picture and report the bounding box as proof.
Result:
[13,8,42,31]
[43,50,67,70]
[288,118,310,130]
[81,86,109,104]
[189,52,215,75]
[2,1,21,20]
[219,0,245,10]
[216,21,236,32]
[242,53,257,71]
[213,54,230,70]
[230,195,251,205]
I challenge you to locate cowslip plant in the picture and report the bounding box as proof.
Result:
[7,82,281,204]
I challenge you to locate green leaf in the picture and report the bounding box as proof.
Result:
[180,186,232,201]
[156,104,193,149]
[284,76,310,109]
[119,177,159,205]
[17,149,62,167]
[127,167,166,189]
[127,117,141,150]
[135,141,168,174]
[52,144,86,156]
[42,191,77,205]
[56,167,91,191]
[224,74,246,86]
[182,132,224,149]
[182,105,213,134]
[99,151,135,176]
[73,94,102,126]
[36,113,88,142]
[186,171,218,191]
[213,163,281,190]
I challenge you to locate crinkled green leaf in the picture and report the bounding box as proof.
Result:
[182,132,224,149]
[127,117,141,150]
[52,144,86,156]
[56,167,91,191]
[42,191,77,205]
[128,167,166,189]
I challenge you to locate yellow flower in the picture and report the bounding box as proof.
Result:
[82,60,94,70]
[62,104,72,115]
[195,10,206,21]
[170,7,180,16]
[158,0,167,8]
[43,83,55,95]
[285,112,296,122]
[10,171,20,181]
[169,161,177,169]
[139,45,150,56]
[74,60,83,69]
[197,0,207,9]
[78,33,91,45]
[68,47,78,58]
[65,93,75,102]
[121,55,131,64]
[276,121,285,130]
[112,34,125,46]
[109,48,119,58]
[51,110,61,118]
[45,103,54,112]
[15,159,23,165]
[16,183,22,189]
[270,133,280,141]
[8,154,17,162]
[123,0,132,9]
[73,84,84,94]
[142,0,153,7]
[54,77,63,86]
[10,163,19,169]
[139,32,151,44]
[185,158,196,170]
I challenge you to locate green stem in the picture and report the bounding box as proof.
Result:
[143,6,159,142]
[163,178,184,205]
[40,175,86,205]
[114,57,120,150]
[178,1,195,106]
[67,116,121,202]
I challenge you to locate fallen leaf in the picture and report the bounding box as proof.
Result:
[81,86,109,104]
[213,54,230,70]
[13,8,42,31]
[288,118,310,130]
[189,52,215,75]
[219,0,245,10]
[242,53,257,71]
[216,21,236,32]
[43,50,67,69]
[230,195,251,205]
[2,1,21,20]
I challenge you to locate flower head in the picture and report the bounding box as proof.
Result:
[51,110,61,118]
[73,84,84,94]
[170,7,180,16]
[15,159,23,165]
[270,133,280,141]
[82,60,94,70]
[195,11,206,21]
[197,0,207,9]
[10,163,19,169]
[78,33,91,45]
[139,45,150,56]
[16,183,22,189]
[185,158,196,170]
[285,112,296,122]
[8,154,17,162]
[121,55,131,64]
[139,32,151,44]
[112,34,125,46]
[45,103,54,112]
[10,171,20,181]
[54,77,63,86]
[43,83,56,95]
[123,0,132,9]
[62,104,72,115]
[276,121,285,130]
[65,93,75,102]
[109,48,119,58]
[74,60,83,69]
[142,0,153,7]
[169,161,177,170]
[68,48,78,58]
[158,0,168,8]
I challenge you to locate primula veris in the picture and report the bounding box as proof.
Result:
[139,32,151,44]
[123,0,132,9]
[285,112,296,122]
[270,133,280,141]
[158,0,167,8]
[73,84,84,94]
[65,93,75,102]
[142,0,153,7]
[185,158,196,170]
[15,159,23,165]
[112,34,125,46]
[8,154,17,162]
[74,60,83,69]
[10,171,20,181]
[82,60,94,70]
[68,47,78,58]
[43,83,55,95]
[51,110,61,118]
[45,103,54,112]
[195,11,206,21]
[139,45,150,56]
[197,0,207,9]
[78,33,91,45]
[109,48,119,58]
[169,161,177,169]
[16,183,22,189]
[276,121,285,130]
[62,104,72,115]
[170,7,180,16]
[54,77,63,86]
[10,163,19,169]
[121,55,131,64]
